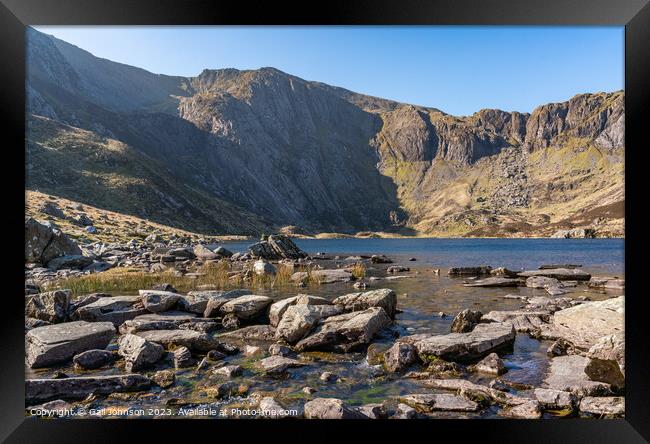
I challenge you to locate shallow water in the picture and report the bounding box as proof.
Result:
[27,238,624,418]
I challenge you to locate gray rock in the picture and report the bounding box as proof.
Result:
[463,277,520,287]
[151,369,175,388]
[534,388,576,410]
[399,393,480,412]
[259,397,292,418]
[25,290,71,323]
[253,259,276,276]
[448,266,492,276]
[25,217,82,264]
[47,255,94,271]
[543,355,612,397]
[383,342,419,372]
[118,334,165,371]
[213,246,233,257]
[393,403,418,419]
[587,277,625,291]
[579,396,624,416]
[257,355,305,375]
[248,235,307,260]
[26,321,115,368]
[423,378,531,407]
[518,268,591,281]
[585,334,625,389]
[481,310,549,333]
[356,403,385,419]
[134,329,224,352]
[295,307,392,352]
[304,397,365,419]
[410,322,516,363]
[268,343,295,357]
[177,291,212,314]
[450,309,482,333]
[193,243,218,260]
[218,325,276,341]
[219,295,272,320]
[25,374,151,404]
[72,349,114,369]
[333,289,397,319]
[472,352,507,375]
[213,364,243,378]
[139,290,181,313]
[499,400,542,418]
[173,346,194,368]
[202,289,251,317]
[76,295,147,326]
[276,304,343,343]
[291,269,354,284]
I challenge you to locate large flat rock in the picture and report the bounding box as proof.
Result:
[410,322,515,363]
[543,355,612,398]
[518,268,591,281]
[134,329,222,352]
[276,304,343,343]
[219,295,272,320]
[76,295,148,326]
[398,393,480,412]
[537,297,624,350]
[26,321,115,368]
[291,269,353,284]
[463,277,521,288]
[25,374,151,404]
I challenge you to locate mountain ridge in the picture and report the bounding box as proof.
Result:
[25,28,624,237]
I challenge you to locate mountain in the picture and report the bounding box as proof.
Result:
[25,28,625,237]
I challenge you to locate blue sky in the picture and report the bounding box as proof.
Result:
[34,26,624,116]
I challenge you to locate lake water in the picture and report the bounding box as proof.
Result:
[220,238,625,275]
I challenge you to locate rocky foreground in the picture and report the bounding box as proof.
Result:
[25,220,624,419]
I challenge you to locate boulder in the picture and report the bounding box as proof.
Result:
[585,335,625,389]
[269,343,295,357]
[118,334,165,371]
[72,349,114,370]
[47,255,94,271]
[579,396,624,416]
[248,235,307,260]
[172,346,195,368]
[472,352,507,375]
[76,296,148,326]
[399,393,480,412]
[536,297,624,350]
[291,269,354,284]
[259,397,291,418]
[139,290,180,313]
[518,268,591,281]
[587,277,625,291]
[534,388,577,410]
[333,289,397,319]
[193,244,218,260]
[213,246,233,257]
[253,260,276,276]
[119,311,197,333]
[213,364,243,378]
[410,322,516,363]
[463,277,520,287]
[481,310,549,333]
[525,276,566,295]
[371,255,392,264]
[543,355,612,397]
[275,304,344,343]
[167,247,195,259]
[202,289,251,317]
[499,400,542,419]
[151,370,175,388]
[219,295,272,320]
[25,290,71,323]
[25,217,81,264]
[304,398,365,419]
[295,307,392,352]
[450,309,482,333]
[26,321,115,368]
[269,294,332,326]
[383,342,419,372]
[25,374,151,404]
[177,292,212,315]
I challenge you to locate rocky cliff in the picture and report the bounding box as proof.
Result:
[25,28,624,237]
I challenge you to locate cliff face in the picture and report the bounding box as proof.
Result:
[25,28,624,237]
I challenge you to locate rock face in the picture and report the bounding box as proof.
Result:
[333,289,398,319]
[409,322,516,363]
[25,374,151,403]
[25,290,71,323]
[26,321,115,368]
[25,217,82,264]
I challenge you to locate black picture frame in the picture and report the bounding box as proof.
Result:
[1,0,648,441]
